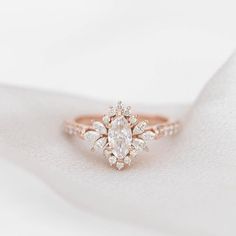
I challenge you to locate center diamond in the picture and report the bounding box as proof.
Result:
[108,116,132,159]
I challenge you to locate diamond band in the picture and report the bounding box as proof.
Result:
[64,102,180,170]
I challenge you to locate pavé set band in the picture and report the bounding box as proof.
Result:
[64,101,181,170]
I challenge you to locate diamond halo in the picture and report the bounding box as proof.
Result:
[83,102,156,170]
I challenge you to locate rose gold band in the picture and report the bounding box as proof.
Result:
[64,114,180,139]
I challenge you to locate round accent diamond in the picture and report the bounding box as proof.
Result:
[108,106,116,117]
[102,115,110,125]
[129,115,137,125]
[116,162,125,170]
[124,156,131,165]
[108,156,117,166]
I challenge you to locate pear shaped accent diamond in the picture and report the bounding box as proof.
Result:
[129,148,138,158]
[139,130,156,141]
[132,138,146,152]
[94,137,107,150]
[133,121,147,135]
[93,121,107,135]
[84,131,100,143]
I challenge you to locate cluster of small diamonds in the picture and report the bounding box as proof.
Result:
[81,102,156,170]
[64,124,81,136]
[156,121,180,137]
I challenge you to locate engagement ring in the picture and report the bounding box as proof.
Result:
[64,102,180,170]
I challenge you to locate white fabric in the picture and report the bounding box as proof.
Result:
[0,53,236,236]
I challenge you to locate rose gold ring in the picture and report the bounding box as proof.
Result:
[64,101,181,170]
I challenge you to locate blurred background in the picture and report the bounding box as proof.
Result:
[0,0,235,104]
[0,1,236,235]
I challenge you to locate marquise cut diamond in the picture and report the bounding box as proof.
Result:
[108,116,132,159]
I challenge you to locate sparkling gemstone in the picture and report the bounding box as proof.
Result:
[84,131,100,143]
[129,148,138,158]
[92,121,107,134]
[94,137,107,150]
[108,106,116,117]
[124,106,131,116]
[108,156,117,166]
[129,115,137,125]
[117,101,123,109]
[103,148,112,158]
[124,156,131,165]
[139,130,156,140]
[132,138,146,152]
[116,162,124,170]
[108,116,132,159]
[133,121,147,135]
[102,115,110,125]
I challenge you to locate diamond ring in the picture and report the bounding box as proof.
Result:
[64,102,181,170]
